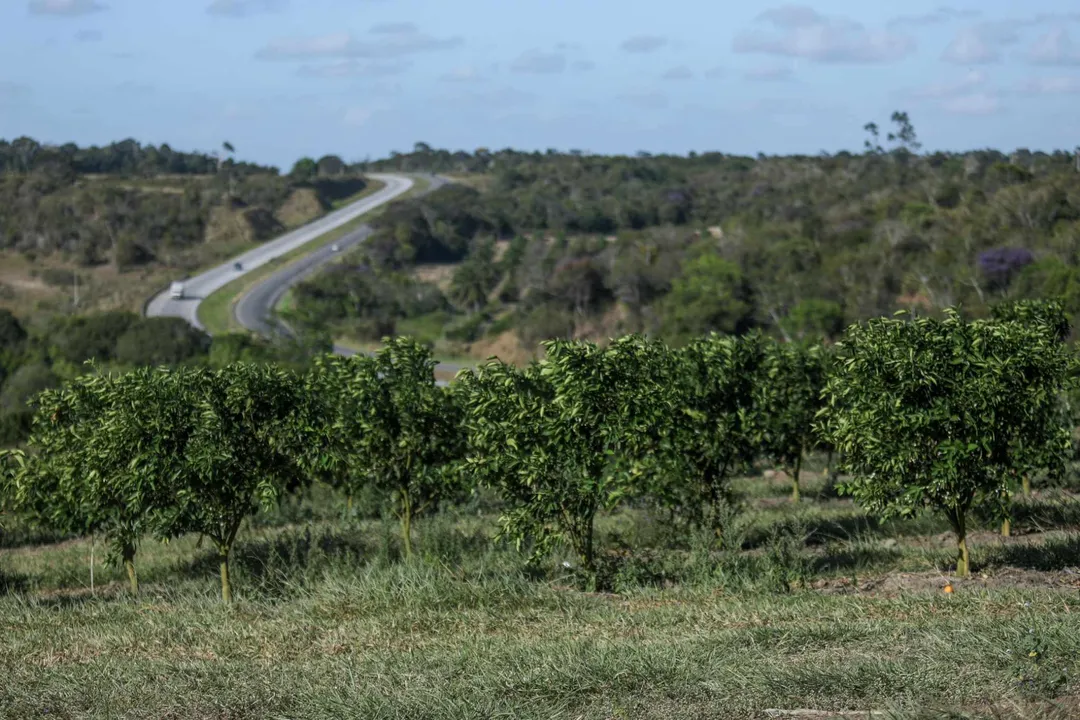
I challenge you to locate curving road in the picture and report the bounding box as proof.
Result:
[146,172,415,329]
[146,171,462,383]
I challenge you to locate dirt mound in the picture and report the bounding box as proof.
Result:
[275,188,325,228]
[205,204,285,245]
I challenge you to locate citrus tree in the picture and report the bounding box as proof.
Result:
[758,339,829,502]
[10,370,165,595]
[307,338,464,559]
[162,362,322,602]
[819,310,1073,577]
[459,335,680,579]
[666,332,765,537]
[991,299,1073,501]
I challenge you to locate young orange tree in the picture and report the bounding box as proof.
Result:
[306,338,465,560]
[758,339,829,503]
[819,310,1073,577]
[459,335,680,580]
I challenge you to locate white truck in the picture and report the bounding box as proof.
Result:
[169,281,185,299]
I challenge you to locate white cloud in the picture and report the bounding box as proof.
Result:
[439,65,484,83]
[941,91,1000,115]
[206,0,285,17]
[297,60,410,78]
[28,0,105,15]
[510,49,567,74]
[743,62,794,81]
[1028,29,1080,66]
[620,35,668,54]
[914,69,986,98]
[887,7,980,28]
[343,106,375,127]
[941,23,1020,64]
[618,90,668,109]
[1016,75,1080,94]
[661,65,693,80]
[370,22,417,34]
[734,5,914,64]
[257,26,462,60]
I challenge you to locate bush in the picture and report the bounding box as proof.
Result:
[113,317,211,367]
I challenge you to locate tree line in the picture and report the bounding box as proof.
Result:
[291,123,1080,365]
[2,300,1074,602]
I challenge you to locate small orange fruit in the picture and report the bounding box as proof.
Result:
[944,584,954,593]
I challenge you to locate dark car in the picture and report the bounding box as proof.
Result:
[233,261,243,271]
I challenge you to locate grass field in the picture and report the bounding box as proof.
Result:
[4,463,1080,719]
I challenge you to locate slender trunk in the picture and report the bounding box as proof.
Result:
[1022,476,1031,497]
[195,534,204,550]
[122,542,138,596]
[1002,517,1011,537]
[948,509,970,577]
[824,448,833,481]
[400,488,413,561]
[89,534,95,596]
[791,455,802,503]
[219,550,233,604]
[346,494,353,513]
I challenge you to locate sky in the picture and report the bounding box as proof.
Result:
[1,0,1079,169]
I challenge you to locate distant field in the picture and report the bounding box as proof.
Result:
[3,466,1080,719]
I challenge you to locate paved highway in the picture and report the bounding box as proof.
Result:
[146,171,462,382]
[146,173,415,329]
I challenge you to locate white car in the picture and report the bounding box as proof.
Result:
[331,244,340,252]
[169,281,185,299]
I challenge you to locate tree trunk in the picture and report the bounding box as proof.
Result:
[1002,517,1011,537]
[219,550,233,604]
[948,510,970,577]
[122,542,138,596]
[89,534,95,596]
[1022,475,1031,497]
[791,455,802,503]
[346,494,353,514]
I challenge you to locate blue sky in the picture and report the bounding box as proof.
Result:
[1,0,1079,169]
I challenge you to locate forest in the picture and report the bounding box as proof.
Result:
[289,116,1080,362]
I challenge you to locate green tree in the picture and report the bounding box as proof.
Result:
[113,317,211,367]
[307,339,463,558]
[163,363,322,601]
[459,335,679,580]
[665,333,765,538]
[449,239,499,314]
[758,340,829,502]
[990,299,1072,509]
[10,371,160,594]
[661,251,754,344]
[819,310,1073,577]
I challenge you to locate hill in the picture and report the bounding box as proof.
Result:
[0,137,372,320]
[290,122,1080,362]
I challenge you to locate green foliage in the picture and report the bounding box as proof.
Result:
[113,317,212,367]
[162,363,323,601]
[11,371,153,592]
[0,363,59,413]
[758,340,830,502]
[819,310,1074,576]
[459,335,680,581]
[663,333,765,536]
[306,339,464,558]
[661,252,755,344]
